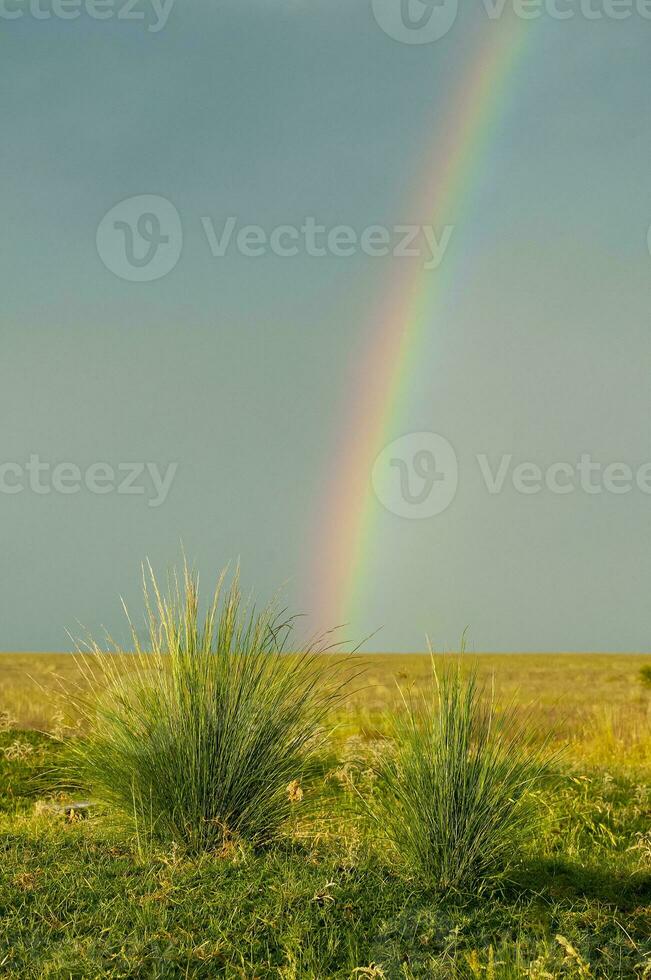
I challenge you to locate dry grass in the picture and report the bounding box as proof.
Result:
[336,653,651,768]
[1,651,650,767]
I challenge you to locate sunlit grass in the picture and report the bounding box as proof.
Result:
[1,636,649,975]
[3,650,649,760]
[1,721,650,978]
[365,659,559,893]
[60,564,347,851]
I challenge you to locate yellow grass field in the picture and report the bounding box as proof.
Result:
[2,651,649,768]
[2,650,650,976]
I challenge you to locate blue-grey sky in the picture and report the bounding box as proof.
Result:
[2,0,650,651]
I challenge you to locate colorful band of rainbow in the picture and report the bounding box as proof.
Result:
[310,18,533,636]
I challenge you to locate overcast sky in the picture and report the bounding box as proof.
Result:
[2,0,650,651]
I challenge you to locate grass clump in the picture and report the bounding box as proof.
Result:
[368,658,558,894]
[64,563,344,852]
[640,665,651,688]
[2,725,649,978]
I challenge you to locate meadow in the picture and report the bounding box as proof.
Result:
[1,646,650,978]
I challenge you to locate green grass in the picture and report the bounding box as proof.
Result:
[366,661,558,894]
[1,729,650,978]
[0,642,650,977]
[61,564,347,852]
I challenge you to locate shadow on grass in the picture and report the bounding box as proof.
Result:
[0,729,65,814]
[513,857,651,910]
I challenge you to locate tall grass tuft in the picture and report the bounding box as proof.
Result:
[368,657,557,894]
[64,563,345,852]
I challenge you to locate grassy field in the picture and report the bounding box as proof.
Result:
[1,652,650,978]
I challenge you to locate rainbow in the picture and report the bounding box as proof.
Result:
[309,18,532,637]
